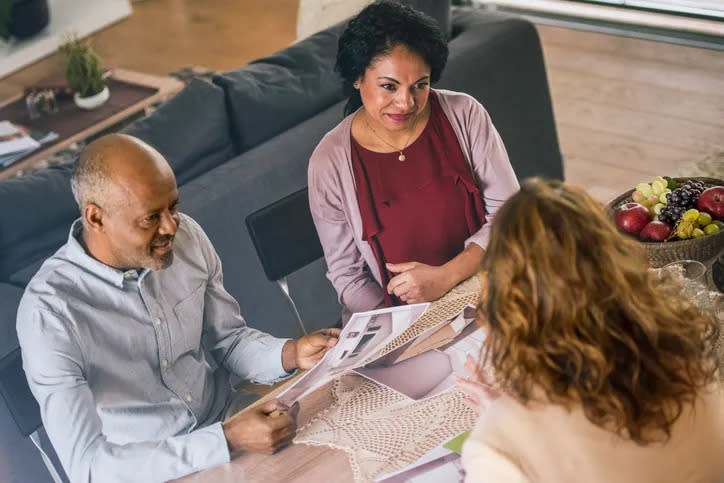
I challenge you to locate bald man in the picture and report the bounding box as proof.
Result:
[16,134,339,483]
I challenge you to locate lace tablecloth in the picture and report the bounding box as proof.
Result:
[294,276,481,483]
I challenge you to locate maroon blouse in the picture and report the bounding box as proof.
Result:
[350,92,485,306]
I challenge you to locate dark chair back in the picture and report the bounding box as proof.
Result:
[245,187,324,282]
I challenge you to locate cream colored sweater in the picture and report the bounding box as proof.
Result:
[462,383,724,483]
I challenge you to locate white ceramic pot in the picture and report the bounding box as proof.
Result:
[74,85,109,110]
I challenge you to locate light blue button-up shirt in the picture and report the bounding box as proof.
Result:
[17,214,291,483]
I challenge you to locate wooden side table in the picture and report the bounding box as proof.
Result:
[0,69,184,180]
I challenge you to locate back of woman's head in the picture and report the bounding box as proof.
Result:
[336,0,448,116]
[479,178,719,444]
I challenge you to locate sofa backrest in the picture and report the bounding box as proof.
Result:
[121,78,236,186]
[213,23,346,153]
[0,164,77,280]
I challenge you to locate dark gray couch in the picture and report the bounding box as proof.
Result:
[0,6,562,482]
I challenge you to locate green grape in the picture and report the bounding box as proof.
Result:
[713,220,724,230]
[697,212,713,227]
[658,192,668,204]
[704,224,720,235]
[692,228,705,238]
[636,183,654,198]
[653,203,665,215]
[682,209,700,223]
[632,191,645,203]
[651,180,666,195]
[676,222,692,239]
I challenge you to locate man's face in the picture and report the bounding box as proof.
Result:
[102,169,180,271]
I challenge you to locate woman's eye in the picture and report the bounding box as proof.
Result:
[416,82,429,89]
[381,84,396,91]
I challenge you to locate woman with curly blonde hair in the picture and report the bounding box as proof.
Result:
[457,178,724,482]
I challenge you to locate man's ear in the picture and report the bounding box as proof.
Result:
[84,203,105,233]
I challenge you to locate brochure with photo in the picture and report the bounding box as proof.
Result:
[278,303,482,406]
[277,303,430,406]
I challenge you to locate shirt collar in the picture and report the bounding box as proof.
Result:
[66,219,150,288]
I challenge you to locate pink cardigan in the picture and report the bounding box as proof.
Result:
[308,89,519,314]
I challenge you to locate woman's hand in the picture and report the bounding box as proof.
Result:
[454,354,500,415]
[386,244,485,304]
[386,262,452,304]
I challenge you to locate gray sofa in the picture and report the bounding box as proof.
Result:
[0,6,562,482]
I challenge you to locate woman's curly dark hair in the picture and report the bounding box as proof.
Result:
[478,178,720,445]
[336,1,449,116]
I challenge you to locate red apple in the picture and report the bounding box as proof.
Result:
[614,202,651,235]
[639,220,672,242]
[698,186,724,220]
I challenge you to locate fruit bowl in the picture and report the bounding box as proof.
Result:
[608,177,724,268]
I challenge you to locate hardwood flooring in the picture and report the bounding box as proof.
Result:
[538,25,724,201]
[1,1,722,202]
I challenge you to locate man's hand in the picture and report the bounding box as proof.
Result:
[222,399,298,454]
[282,328,340,371]
[454,354,500,415]
[386,262,451,304]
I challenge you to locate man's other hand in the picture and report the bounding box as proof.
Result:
[282,328,340,371]
[222,399,298,454]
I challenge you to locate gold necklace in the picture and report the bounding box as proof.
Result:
[365,113,419,162]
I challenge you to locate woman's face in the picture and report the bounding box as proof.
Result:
[356,45,431,134]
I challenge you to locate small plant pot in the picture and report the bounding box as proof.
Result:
[74,86,109,110]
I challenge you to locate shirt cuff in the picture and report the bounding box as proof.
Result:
[271,337,298,382]
[185,422,230,471]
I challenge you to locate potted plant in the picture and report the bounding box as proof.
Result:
[60,34,109,110]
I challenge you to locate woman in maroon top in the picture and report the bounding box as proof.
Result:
[309,1,519,313]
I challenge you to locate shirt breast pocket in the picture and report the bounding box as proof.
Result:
[172,283,206,355]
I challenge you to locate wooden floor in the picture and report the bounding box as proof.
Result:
[1,0,722,201]
[538,25,724,201]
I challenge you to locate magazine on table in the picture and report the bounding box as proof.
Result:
[374,431,471,483]
[277,302,481,406]
[0,120,58,168]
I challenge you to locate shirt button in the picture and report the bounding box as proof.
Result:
[161,359,168,369]
[184,394,192,403]
[154,317,162,327]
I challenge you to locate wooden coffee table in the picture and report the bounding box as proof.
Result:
[0,69,184,179]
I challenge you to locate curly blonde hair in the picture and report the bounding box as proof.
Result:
[479,178,719,444]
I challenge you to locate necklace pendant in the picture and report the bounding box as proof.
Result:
[398,152,406,162]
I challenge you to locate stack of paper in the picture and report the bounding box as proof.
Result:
[0,120,58,168]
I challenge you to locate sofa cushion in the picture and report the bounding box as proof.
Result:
[0,283,23,359]
[179,101,346,338]
[0,164,76,280]
[122,78,236,185]
[213,23,346,153]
